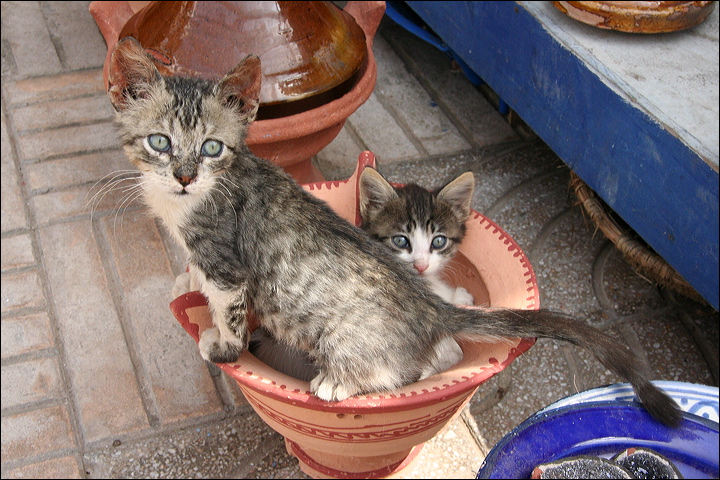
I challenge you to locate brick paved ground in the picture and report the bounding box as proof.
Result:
[2,2,717,478]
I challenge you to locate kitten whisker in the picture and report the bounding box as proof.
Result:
[440,262,467,283]
[85,169,141,202]
[215,179,239,228]
[119,188,143,217]
[111,183,144,235]
[86,176,128,213]
[91,178,137,220]
[206,191,220,227]
[86,172,141,221]
[218,176,241,191]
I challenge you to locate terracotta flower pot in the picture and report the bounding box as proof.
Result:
[89,1,385,184]
[169,151,540,478]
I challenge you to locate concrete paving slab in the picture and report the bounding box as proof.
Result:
[11,94,114,133]
[15,121,120,162]
[373,35,470,156]
[1,269,46,313]
[2,69,105,106]
[30,184,133,225]
[380,21,519,148]
[100,212,225,424]
[2,455,84,479]
[401,415,485,479]
[22,149,128,194]
[37,220,150,443]
[0,233,36,271]
[1,105,28,233]
[1,405,76,464]
[40,1,107,71]
[0,1,62,78]
[347,92,421,163]
[314,126,365,181]
[1,355,64,409]
[0,312,55,359]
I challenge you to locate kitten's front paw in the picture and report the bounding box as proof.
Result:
[453,287,474,306]
[199,327,244,363]
[310,374,352,402]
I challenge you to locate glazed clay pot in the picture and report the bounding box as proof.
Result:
[89,1,385,183]
[170,151,540,478]
[553,1,716,33]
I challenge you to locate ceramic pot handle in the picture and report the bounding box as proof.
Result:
[344,1,386,48]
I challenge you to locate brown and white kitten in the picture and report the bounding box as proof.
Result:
[359,168,475,306]
[107,37,680,426]
[359,168,475,377]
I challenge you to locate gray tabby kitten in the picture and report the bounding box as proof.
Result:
[107,37,680,426]
[250,170,476,381]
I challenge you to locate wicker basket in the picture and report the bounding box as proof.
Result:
[570,172,705,304]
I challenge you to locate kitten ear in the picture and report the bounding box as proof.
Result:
[216,54,262,123]
[437,172,475,217]
[107,37,161,111]
[359,167,398,221]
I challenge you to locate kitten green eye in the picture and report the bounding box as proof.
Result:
[148,134,170,152]
[392,235,410,249]
[432,235,448,250]
[201,139,223,157]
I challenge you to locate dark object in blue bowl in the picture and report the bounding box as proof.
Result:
[612,447,684,479]
[476,402,718,479]
[532,455,634,478]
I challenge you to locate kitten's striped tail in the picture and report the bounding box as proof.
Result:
[442,304,682,427]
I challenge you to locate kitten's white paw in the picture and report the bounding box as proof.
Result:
[199,327,243,363]
[310,374,352,401]
[199,327,221,361]
[172,272,192,298]
[309,373,325,392]
[452,286,474,306]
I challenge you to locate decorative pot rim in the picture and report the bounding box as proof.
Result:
[171,290,536,413]
[246,46,377,145]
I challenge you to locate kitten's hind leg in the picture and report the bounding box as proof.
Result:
[310,373,353,402]
[309,323,410,401]
[310,361,404,402]
[452,286,474,306]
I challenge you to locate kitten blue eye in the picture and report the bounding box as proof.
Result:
[432,235,448,250]
[392,235,410,249]
[201,139,223,157]
[148,134,170,152]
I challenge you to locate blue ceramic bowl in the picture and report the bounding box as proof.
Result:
[476,401,719,479]
[539,381,719,422]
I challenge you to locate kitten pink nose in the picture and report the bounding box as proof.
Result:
[414,263,429,273]
[175,175,195,187]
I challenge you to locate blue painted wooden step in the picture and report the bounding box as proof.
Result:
[404,1,719,309]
